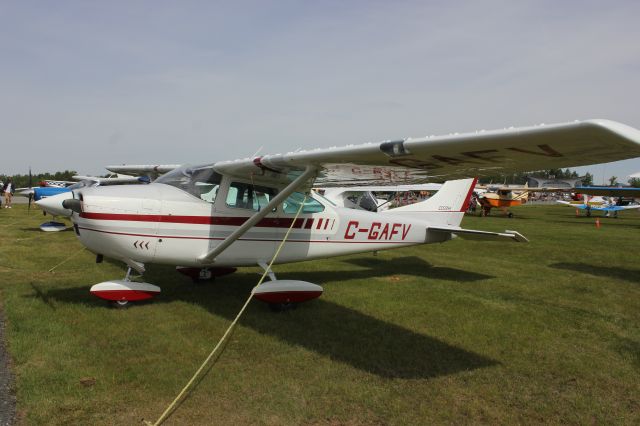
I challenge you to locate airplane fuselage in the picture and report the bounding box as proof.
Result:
[72,183,443,268]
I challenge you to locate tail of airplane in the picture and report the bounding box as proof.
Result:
[515,182,529,203]
[381,178,477,226]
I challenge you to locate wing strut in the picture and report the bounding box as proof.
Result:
[197,166,318,264]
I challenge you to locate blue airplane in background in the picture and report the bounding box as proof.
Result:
[17,174,151,231]
[557,187,640,217]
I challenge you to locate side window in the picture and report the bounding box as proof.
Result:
[282,192,325,214]
[226,182,277,211]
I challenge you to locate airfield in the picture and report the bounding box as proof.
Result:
[0,204,638,424]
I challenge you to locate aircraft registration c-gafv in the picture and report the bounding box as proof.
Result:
[37,119,640,308]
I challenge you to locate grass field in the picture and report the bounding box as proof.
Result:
[0,204,639,425]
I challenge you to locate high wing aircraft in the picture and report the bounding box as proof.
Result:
[474,183,531,218]
[557,194,640,217]
[38,119,640,309]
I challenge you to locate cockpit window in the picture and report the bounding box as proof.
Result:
[68,181,91,190]
[282,192,325,214]
[155,164,222,203]
[226,182,277,211]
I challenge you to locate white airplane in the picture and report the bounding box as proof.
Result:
[37,119,640,309]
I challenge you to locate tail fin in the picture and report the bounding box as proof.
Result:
[382,178,477,226]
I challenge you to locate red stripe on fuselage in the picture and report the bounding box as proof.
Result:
[79,212,304,228]
[77,226,415,244]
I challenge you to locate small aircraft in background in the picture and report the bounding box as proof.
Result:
[474,183,532,218]
[28,173,154,231]
[557,192,640,217]
[37,119,640,309]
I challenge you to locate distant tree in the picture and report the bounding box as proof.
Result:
[628,177,640,188]
[3,170,78,188]
[582,172,593,186]
[608,176,618,186]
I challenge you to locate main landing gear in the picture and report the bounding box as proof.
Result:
[89,262,323,311]
[252,262,323,312]
[90,266,161,308]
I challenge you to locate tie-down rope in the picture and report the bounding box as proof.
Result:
[146,193,308,425]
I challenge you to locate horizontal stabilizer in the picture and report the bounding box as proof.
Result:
[428,226,528,242]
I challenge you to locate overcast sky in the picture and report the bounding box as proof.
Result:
[1,1,639,184]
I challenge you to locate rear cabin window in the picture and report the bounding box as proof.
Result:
[226,182,277,211]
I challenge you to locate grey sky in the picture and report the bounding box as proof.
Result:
[1,1,639,184]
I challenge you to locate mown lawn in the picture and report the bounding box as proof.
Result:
[0,204,639,425]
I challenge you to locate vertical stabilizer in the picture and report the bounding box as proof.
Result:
[381,178,477,226]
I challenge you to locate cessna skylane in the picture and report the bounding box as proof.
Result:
[37,119,640,308]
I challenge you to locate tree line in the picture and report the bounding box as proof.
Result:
[0,170,78,189]
[479,168,640,187]
[2,168,638,189]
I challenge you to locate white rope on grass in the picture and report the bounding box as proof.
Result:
[145,193,309,426]
[48,246,87,272]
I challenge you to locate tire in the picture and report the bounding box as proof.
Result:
[269,302,297,312]
[110,300,131,309]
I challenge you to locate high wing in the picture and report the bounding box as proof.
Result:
[73,175,146,184]
[214,119,640,186]
[573,186,640,197]
[105,164,181,177]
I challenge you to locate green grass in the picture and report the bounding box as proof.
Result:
[1,204,639,424]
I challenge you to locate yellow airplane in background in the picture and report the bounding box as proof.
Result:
[474,183,532,217]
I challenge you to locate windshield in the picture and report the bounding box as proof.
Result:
[68,180,92,190]
[155,164,222,203]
